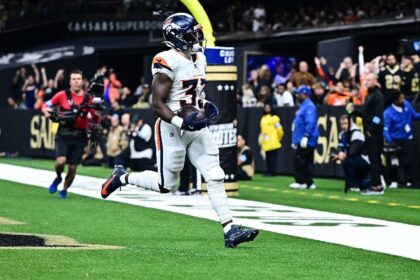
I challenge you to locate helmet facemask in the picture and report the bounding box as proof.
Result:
[179,26,206,54]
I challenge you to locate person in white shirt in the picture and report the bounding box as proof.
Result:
[274,83,294,107]
[252,3,266,32]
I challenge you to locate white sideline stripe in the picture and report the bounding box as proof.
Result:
[0,163,420,261]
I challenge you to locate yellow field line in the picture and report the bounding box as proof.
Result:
[387,203,400,207]
[367,200,380,204]
[239,184,419,210]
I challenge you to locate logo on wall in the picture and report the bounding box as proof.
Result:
[0,46,95,69]
[204,47,235,65]
[68,20,161,33]
[219,49,235,64]
[208,123,237,149]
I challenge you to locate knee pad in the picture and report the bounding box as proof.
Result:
[204,166,225,182]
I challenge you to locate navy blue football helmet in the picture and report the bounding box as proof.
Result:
[162,13,206,54]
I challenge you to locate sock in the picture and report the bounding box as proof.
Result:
[223,222,232,234]
[124,171,160,192]
[119,174,128,185]
[207,179,233,230]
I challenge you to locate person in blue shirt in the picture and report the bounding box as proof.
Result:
[289,85,319,190]
[383,90,420,188]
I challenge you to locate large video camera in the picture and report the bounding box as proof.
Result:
[87,74,106,108]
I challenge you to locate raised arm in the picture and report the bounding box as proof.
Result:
[32,64,40,84]
[41,67,48,88]
[54,69,64,89]
[335,61,345,80]
[358,46,365,77]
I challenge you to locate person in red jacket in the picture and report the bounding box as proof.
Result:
[42,69,94,198]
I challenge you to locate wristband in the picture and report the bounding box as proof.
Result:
[171,116,183,129]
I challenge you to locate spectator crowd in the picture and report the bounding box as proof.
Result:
[240,48,420,108]
[8,64,152,111]
[0,0,416,33]
[7,63,155,174]
[222,0,415,33]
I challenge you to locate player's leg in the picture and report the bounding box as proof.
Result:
[55,157,66,180]
[63,164,77,191]
[186,131,232,228]
[187,129,259,247]
[49,134,67,193]
[101,119,185,197]
[58,136,86,198]
[127,119,185,192]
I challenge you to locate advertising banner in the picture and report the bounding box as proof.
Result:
[203,47,238,195]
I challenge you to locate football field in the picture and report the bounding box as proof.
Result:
[0,158,419,279]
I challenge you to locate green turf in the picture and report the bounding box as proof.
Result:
[0,179,419,279]
[1,157,419,226]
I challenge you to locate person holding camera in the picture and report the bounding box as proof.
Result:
[290,85,319,190]
[106,114,125,167]
[383,90,420,188]
[332,115,370,193]
[42,69,94,199]
[127,116,154,171]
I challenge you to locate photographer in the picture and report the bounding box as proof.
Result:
[41,69,95,199]
[113,115,154,171]
[127,116,154,171]
[332,115,370,193]
[106,114,125,167]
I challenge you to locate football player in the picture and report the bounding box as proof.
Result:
[100,13,258,248]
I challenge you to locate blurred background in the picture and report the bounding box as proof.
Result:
[0,0,419,187]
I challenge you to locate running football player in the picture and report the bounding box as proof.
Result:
[100,13,259,248]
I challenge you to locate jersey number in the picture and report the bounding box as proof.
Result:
[180,79,205,108]
[385,75,400,90]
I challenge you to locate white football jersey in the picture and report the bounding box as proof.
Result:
[151,49,207,112]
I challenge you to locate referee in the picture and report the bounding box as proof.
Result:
[347,73,384,195]
[42,70,94,198]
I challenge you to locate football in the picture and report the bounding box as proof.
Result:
[177,105,206,121]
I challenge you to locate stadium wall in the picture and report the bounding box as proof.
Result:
[1,106,419,185]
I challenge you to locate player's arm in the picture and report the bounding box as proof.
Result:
[152,73,210,131]
[151,73,178,124]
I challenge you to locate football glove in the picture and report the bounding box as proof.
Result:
[182,111,208,131]
[204,101,219,121]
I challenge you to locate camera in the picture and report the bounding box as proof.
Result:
[329,148,339,161]
[87,74,105,106]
